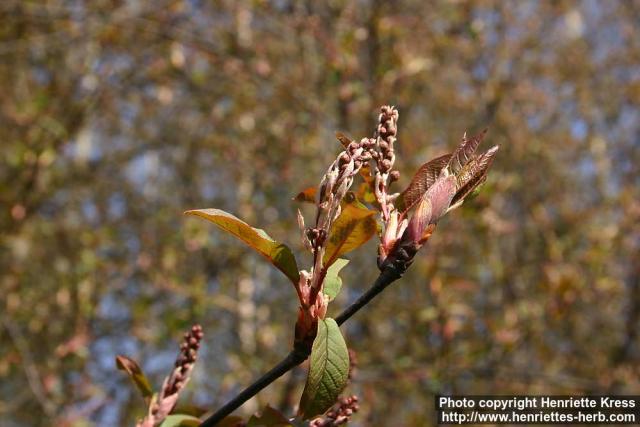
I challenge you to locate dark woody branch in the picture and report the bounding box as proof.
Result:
[200,264,405,427]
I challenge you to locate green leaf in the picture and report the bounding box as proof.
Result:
[322,201,377,267]
[247,405,293,426]
[115,355,153,399]
[159,414,201,427]
[185,209,299,284]
[323,258,349,301]
[298,318,350,419]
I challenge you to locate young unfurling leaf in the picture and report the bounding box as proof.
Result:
[355,163,378,204]
[322,199,377,267]
[323,258,349,301]
[450,145,499,208]
[406,175,457,245]
[298,318,350,420]
[446,129,486,175]
[395,153,451,213]
[115,355,153,400]
[185,209,300,285]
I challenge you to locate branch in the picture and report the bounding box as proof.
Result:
[335,266,401,326]
[199,265,403,426]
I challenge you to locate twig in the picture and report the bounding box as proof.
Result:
[335,266,401,326]
[200,349,310,426]
[199,265,403,426]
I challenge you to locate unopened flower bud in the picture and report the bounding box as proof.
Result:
[362,138,375,148]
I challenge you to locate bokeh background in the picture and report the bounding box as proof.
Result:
[1,1,639,426]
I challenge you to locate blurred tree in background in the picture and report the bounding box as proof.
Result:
[1,0,639,425]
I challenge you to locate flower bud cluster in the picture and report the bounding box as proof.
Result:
[165,324,203,395]
[294,138,372,351]
[309,395,359,427]
[371,106,399,221]
[137,325,203,427]
[376,105,398,173]
[316,137,373,228]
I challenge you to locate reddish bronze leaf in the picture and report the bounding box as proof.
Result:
[446,129,487,175]
[451,145,499,206]
[396,153,451,213]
